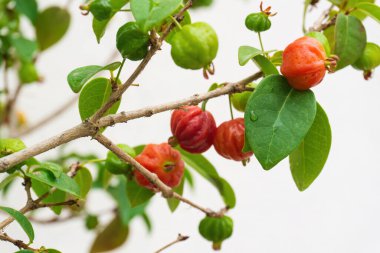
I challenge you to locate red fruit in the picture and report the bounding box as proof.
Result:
[134,143,184,190]
[170,106,216,153]
[213,118,253,161]
[281,36,327,90]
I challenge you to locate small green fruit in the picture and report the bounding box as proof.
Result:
[352,42,380,79]
[171,22,218,70]
[105,144,136,175]
[89,0,113,21]
[116,22,150,61]
[198,215,233,250]
[18,61,39,84]
[245,13,271,32]
[231,91,252,112]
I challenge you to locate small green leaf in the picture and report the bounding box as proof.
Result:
[177,148,236,208]
[270,50,283,66]
[306,31,331,56]
[14,250,35,253]
[290,103,332,191]
[15,0,38,24]
[355,2,380,23]
[31,179,66,215]
[0,139,26,153]
[244,75,317,170]
[85,214,99,230]
[253,55,279,76]
[27,170,81,197]
[140,212,152,232]
[89,215,129,253]
[74,167,93,198]
[334,14,367,70]
[126,179,154,207]
[78,78,120,121]
[238,46,263,66]
[18,61,39,84]
[90,0,113,21]
[36,7,71,51]
[0,173,18,190]
[0,206,34,243]
[167,176,184,212]
[93,17,112,43]
[67,62,121,93]
[32,162,63,178]
[130,0,182,32]
[184,168,194,189]
[10,36,38,62]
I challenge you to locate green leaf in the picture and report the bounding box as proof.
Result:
[140,212,152,232]
[253,55,279,76]
[85,214,99,230]
[306,31,331,56]
[74,167,93,198]
[238,46,263,66]
[10,36,38,62]
[130,0,182,32]
[78,78,121,121]
[177,148,236,208]
[334,14,367,70]
[67,62,121,93]
[167,176,184,212]
[18,61,39,84]
[36,7,71,51]
[126,179,154,207]
[0,206,34,243]
[14,251,34,253]
[89,215,129,253]
[0,173,19,190]
[92,17,111,43]
[355,2,380,23]
[244,75,317,170]
[32,162,63,178]
[27,170,81,197]
[184,169,194,189]
[15,0,38,24]
[289,103,332,191]
[31,179,66,215]
[110,0,130,9]
[0,138,26,153]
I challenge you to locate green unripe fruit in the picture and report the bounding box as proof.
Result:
[231,91,252,112]
[18,61,39,84]
[89,0,113,21]
[165,11,192,45]
[352,43,380,71]
[105,144,136,175]
[192,0,213,8]
[245,13,271,32]
[198,216,233,250]
[171,22,218,70]
[116,22,150,61]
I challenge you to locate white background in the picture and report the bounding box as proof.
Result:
[1,0,380,252]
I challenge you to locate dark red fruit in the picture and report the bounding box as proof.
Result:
[213,118,253,161]
[134,143,184,190]
[281,36,327,90]
[170,106,216,153]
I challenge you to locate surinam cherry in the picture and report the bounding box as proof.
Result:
[245,2,276,33]
[281,36,338,90]
[199,215,234,250]
[352,42,380,80]
[134,143,184,190]
[213,118,253,162]
[170,106,217,154]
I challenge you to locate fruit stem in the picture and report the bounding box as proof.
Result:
[228,95,234,120]
[114,58,127,88]
[170,16,183,30]
[257,32,267,57]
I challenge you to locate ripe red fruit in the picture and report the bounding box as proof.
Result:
[134,143,184,190]
[281,36,327,90]
[213,118,253,161]
[170,106,217,153]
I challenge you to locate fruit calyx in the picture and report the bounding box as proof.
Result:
[324,55,339,73]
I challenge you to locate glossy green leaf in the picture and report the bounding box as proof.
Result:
[355,2,380,23]
[93,17,111,43]
[244,75,317,170]
[306,31,331,56]
[270,51,283,66]
[140,212,152,232]
[184,168,194,189]
[167,176,184,212]
[334,14,367,70]
[110,0,130,9]
[289,103,332,191]
[32,162,63,178]
[31,179,66,215]
[0,138,26,153]
[0,206,34,243]
[67,62,121,93]
[90,0,113,21]
[15,0,38,24]
[253,55,279,76]
[89,215,129,253]
[10,36,38,62]
[78,78,121,121]
[27,170,81,197]
[74,167,93,198]
[238,46,263,66]
[36,7,71,51]
[130,0,182,32]
[347,0,375,20]
[126,179,154,207]
[177,148,236,208]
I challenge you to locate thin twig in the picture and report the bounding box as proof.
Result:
[309,4,335,32]
[155,234,189,253]
[0,232,39,251]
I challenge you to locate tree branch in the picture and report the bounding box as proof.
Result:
[155,234,189,253]
[0,232,39,251]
